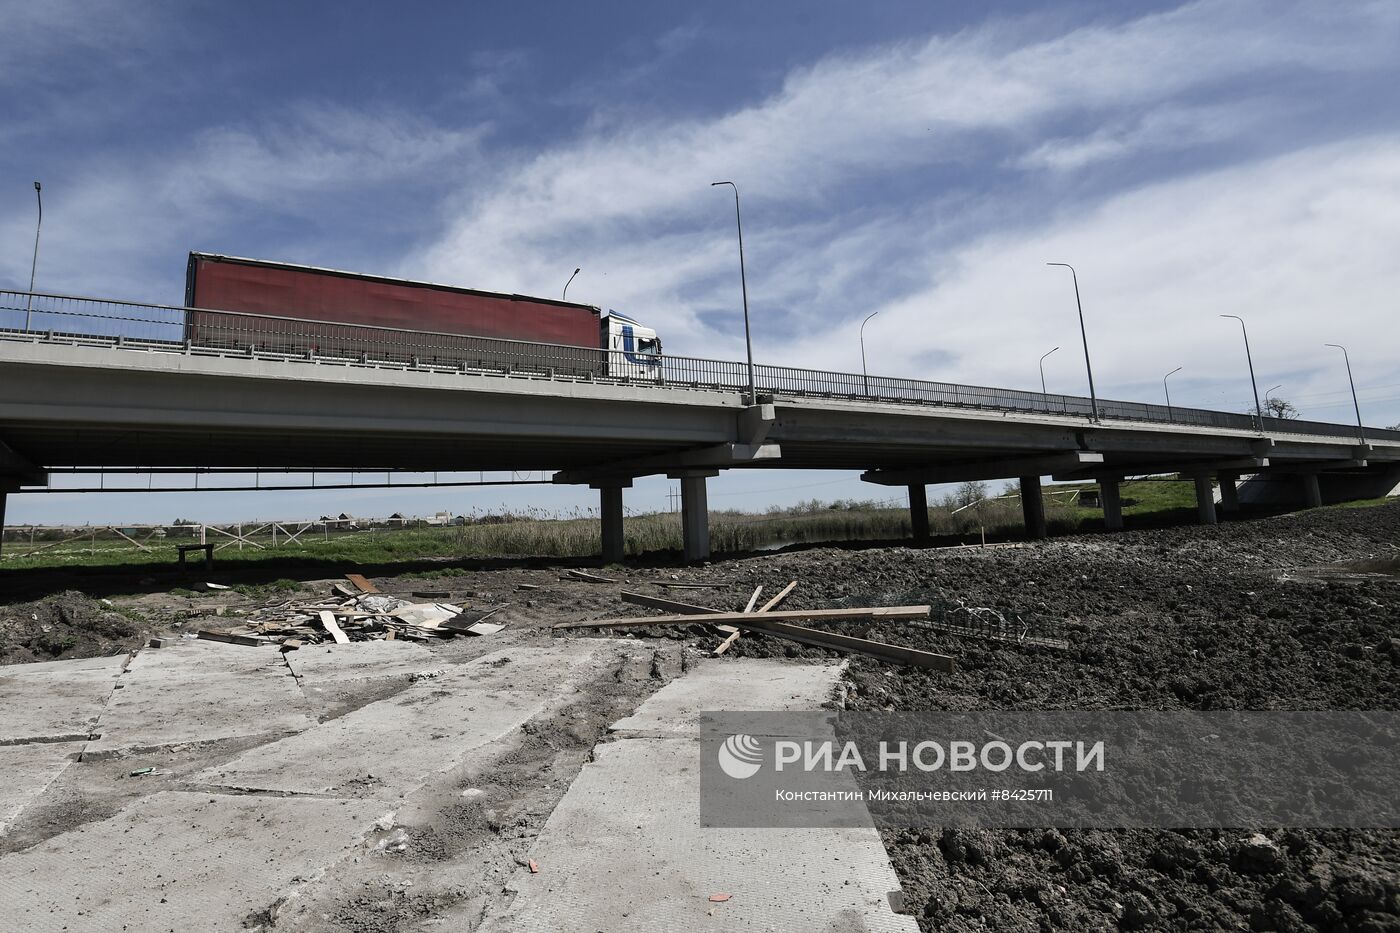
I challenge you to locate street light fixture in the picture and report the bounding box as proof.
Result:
[25,180,42,332]
[1264,384,1283,417]
[1324,343,1365,444]
[711,181,757,404]
[1163,366,1182,418]
[1038,346,1059,395]
[1219,314,1263,428]
[562,267,580,301]
[1045,263,1098,422]
[859,311,879,396]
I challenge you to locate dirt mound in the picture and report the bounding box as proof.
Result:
[0,591,150,665]
[693,502,1400,930]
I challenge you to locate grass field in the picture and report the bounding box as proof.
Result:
[0,479,1363,573]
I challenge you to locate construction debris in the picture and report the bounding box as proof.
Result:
[193,581,509,649]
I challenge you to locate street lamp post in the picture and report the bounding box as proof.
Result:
[711,181,757,404]
[859,311,879,396]
[25,181,42,332]
[1220,314,1263,429]
[1324,343,1365,444]
[1045,263,1099,422]
[1263,384,1283,419]
[1163,366,1182,419]
[562,267,580,301]
[1038,346,1059,395]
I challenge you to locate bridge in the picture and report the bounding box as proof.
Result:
[2,289,1397,562]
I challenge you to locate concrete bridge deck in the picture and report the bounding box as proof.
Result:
[1,304,1397,561]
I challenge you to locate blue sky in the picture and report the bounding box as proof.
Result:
[4,0,1399,526]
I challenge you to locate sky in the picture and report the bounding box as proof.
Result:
[3,0,1399,526]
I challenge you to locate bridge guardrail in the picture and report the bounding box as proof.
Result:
[2,289,1396,445]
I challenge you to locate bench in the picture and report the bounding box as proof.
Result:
[177,543,214,571]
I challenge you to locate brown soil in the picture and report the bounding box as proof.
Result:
[0,590,152,664]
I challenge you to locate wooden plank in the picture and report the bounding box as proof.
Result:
[332,582,358,598]
[555,605,930,630]
[619,591,719,615]
[197,630,262,647]
[620,590,739,636]
[713,585,767,656]
[345,573,379,593]
[565,569,616,584]
[735,618,956,672]
[655,581,729,589]
[757,581,797,613]
[319,610,351,644]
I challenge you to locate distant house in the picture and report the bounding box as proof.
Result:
[425,511,455,526]
[386,512,409,526]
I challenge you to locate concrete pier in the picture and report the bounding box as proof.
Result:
[1019,476,1047,539]
[1218,472,1240,513]
[677,472,713,562]
[1300,473,1322,509]
[1194,475,1218,525]
[1099,479,1123,531]
[597,485,626,564]
[908,484,929,540]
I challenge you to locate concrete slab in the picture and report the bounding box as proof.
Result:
[0,654,126,744]
[0,744,77,835]
[125,636,285,676]
[83,655,315,757]
[193,642,615,798]
[284,639,436,684]
[479,658,916,933]
[609,657,845,737]
[0,790,381,931]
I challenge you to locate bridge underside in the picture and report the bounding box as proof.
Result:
[1,342,1396,562]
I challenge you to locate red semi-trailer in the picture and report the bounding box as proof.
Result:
[182,252,663,379]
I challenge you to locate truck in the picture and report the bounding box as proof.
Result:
[182,252,664,380]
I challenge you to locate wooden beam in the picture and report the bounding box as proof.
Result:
[734,617,956,672]
[554,605,930,630]
[619,591,714,614]
[756,581,797,613]
[714,585,765,655]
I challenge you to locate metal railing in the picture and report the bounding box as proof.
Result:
[3,288,1397,444]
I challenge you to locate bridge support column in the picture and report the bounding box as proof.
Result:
[0,491,6,559]
[671,470,717,563]
[1194,475,1218,525]
[597,485,626,564]
[1019,476,1047,540]
[1099,479,1123,531]
[1300,473,1322,509]
[908,485,929,541]
[1218,472,1240,513]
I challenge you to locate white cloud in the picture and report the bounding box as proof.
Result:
[411,0,1400,376]
[800,136,1400,424]
[0,105,484,298]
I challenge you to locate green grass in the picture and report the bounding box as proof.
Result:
[5,485,1381,574]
